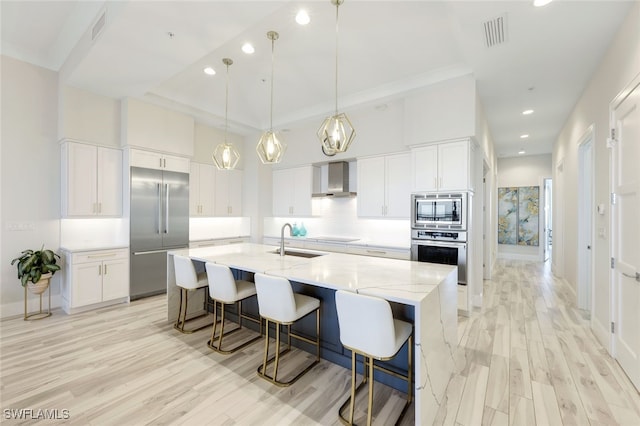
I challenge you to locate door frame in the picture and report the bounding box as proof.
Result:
[609,73,640,366]
[552,159,564,278]
[577,125,595,314]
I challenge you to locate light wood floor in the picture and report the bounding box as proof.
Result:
[1,259,639,425]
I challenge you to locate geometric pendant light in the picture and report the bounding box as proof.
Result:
[317,0,355,156]
[212,58,240,170]
[256,31,286,164]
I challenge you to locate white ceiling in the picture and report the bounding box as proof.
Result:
[1,0,633,158]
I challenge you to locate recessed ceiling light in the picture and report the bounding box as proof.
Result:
[520,134,529,139]
[522,109,534,115]
[518,150,526,155]
[295,10,310,25]
[203,67,216,75]
[533,0,553,7]
[242,43,255,54]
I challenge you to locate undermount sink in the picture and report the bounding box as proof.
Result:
[269,249,326,258]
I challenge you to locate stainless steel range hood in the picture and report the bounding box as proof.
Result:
[312,161,356,198]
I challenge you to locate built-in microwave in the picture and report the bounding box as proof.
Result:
[411,192,467,230]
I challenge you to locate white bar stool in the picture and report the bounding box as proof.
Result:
[254,273,321,387]
[205,262,262,354]
[335,290,413,426]
[173,255,212,334]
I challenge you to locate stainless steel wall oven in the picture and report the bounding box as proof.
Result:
[411,192,468,285]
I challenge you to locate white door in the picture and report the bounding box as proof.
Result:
[578,132,593,312]
[611,75,640,391]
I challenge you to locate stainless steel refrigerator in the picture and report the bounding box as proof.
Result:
[130,166,189,300]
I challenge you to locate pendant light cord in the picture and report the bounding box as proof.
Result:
[270,36,275,131]
[224,61,229,143]
[334,1,339,115]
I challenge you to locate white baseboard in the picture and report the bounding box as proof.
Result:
[1,295,62,320]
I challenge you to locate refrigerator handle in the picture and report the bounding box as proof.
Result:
[165,183,170,234]
[157,183,162,234]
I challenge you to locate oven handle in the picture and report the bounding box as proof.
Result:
[411,239,466,248]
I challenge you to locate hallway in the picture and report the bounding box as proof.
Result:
[437,258,640,425]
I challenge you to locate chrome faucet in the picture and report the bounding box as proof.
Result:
[280,223,293,256]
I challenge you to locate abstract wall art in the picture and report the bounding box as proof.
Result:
[498,186,539,246]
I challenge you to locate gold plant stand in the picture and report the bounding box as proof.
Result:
[24,283,52,321]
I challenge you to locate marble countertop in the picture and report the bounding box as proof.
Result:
[172,243,455,305]
[264,235,411,250]
[60,244,129,253]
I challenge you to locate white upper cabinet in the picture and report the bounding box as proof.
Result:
[412,140,469,192]
[61,141,122,217]
[215,169,243,216]
[272,166,319,217]
[190,164,243,217]
[357,153,411,218]
[129,148,190,173]
[189,162,215,217]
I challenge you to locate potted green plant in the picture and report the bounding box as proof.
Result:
[11,246,61,294]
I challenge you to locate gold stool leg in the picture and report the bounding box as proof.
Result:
[349,351,356,424]
[273,322,281,382]
[367,355,374,426]
[175,288,184,329]
[218,302,226,349]
[210,300,218,345]
[262,319,270,376]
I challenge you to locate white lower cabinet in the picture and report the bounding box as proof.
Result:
[61,248,129,314]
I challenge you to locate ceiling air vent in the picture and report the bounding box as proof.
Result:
[92,10,107,41]
[483,13,507,48]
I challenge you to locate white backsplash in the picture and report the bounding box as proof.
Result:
[264,197,410,248]
[60,218,128,249]
[190,217,251,241]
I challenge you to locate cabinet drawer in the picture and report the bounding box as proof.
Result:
[346,246,410,260]
[72,249,128,264]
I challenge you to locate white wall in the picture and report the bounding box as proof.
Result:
[193,121,245,167]
[1,56,61,316]
[497,154,552,261]
[59,85,120,147]
[552,2,640,348]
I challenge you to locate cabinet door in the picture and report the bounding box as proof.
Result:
[215,169,242,216]
[226,169,243,216]
[129,149,164,170]
[96,147,122,216]
[412,145,438,192]
[198,164,216,216]
[101,258,129,301]
[189,163,201,216]
[291,167,313,216]
[273,169,292,216]
[385,153,411,218]
[438,141,468,191]
[163,154,190,173]
[66,143,98,216]
[357,157,386,217]
[72,262,102,307]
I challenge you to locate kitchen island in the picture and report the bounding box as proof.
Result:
[166,243,457,426]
